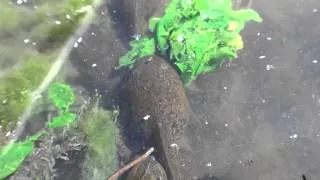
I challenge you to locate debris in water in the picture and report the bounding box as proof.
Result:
[24,39,30,44]
[77,37,83,43]
[259,55,266,59]
[289,133,299,139]
[170,143,178,148]
[266,64,274,71]
[143,115,151,120]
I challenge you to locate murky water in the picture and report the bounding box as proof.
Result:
[1,0,320,180]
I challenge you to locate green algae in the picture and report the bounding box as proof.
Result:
[0,0,94,133]
[80,100,119,180]
[117,0,262,85]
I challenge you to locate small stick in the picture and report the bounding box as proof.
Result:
[108,147,155,180]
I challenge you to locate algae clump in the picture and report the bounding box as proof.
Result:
[117,0,262,85]
[80,103,119,180]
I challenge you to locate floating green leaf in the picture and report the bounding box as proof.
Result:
[48,83,74,111]
[0,133,42,179]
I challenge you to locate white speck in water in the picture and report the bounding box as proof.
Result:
[205,121,208,125]
[143,115,151,120]
[312,94,316,99]
[113,10,117,14]
[0,125,2,129]
[177,35,184,42]
[239,160,243,164]
[2,99,7,104]
[170,143,178,148]
[101,11,105,15]
[5,131,11,137]
[266,64,275,71]
[262,99,266,103]
[267,37,272,40]
[257,32,261,36]
[259,55,266,59]
[317,134,320,137]
[17,0,23,4]
[92,63,97,67]
[224,123,229,127]
[23,0,27,2]
[77,37,83,43]
[32,42,37,46]
[24,39,30,44]
[223,86,228,90]
[33,5,38,9]
[132,34,141,40]
[289,133,299,139]
[73,42,78,48]
[66,14,71,19]
[55,20,61,25]
[91,32,96,36]
[312,59,318,64]
[313,8,318,13]
[206,162,212,167]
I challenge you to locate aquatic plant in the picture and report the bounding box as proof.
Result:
[47,83,76,128]
[118,0,262,85]
[0,133,42,179]
[80,99,119,180]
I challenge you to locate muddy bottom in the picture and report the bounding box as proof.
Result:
[39,0,320,179]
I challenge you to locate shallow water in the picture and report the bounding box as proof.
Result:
[1,0,320,180]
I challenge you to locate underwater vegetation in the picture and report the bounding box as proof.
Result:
[0,0,93,135]
[0,82,76,179]
[80,100,119,180]
[118,0,262,85]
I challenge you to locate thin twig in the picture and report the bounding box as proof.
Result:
[108,147,155,180]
